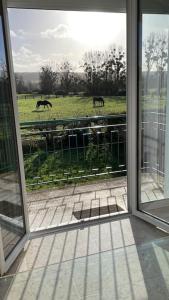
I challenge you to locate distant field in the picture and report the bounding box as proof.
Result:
[18,96,126,123]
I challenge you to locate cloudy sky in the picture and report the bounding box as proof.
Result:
[8,9,126,72]
[143,14,169,37]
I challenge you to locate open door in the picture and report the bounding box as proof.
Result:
[136,0,169,232]
[0,0,29,276]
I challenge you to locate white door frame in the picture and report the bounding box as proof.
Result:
[0,0,30,276]
[128,0,169,232]
[127,0,137,214]
[6,0,169,233]
[1,0,169,275]
[6,0,133,235]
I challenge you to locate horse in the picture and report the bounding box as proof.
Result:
[93,96,104,107]
[36,100,52,109]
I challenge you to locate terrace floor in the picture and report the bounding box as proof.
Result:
[27,177,128,231]
[1,215,169,300]
[27,174,167,231]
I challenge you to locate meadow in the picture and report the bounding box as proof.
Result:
[18,95,127,190]
[18,95,127,123]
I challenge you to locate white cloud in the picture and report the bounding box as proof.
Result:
[41,24,70,39]
[11,45,84,72]
[10,30,17,38]
[12,46,48,72]
[10,29,31,40]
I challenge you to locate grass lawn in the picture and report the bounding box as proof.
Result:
[18,96,126,123]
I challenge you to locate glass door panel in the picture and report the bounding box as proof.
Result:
[0,0,26,260]
[138,1,169,222]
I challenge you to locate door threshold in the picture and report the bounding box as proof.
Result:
[29,211,131,239]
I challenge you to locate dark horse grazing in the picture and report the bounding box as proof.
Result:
[93,96,104,107]
[36,100,52,109]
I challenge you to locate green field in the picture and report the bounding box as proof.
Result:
[18,96,126,123]
[18,95,127,190]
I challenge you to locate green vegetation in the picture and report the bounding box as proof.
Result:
[18,96,126,123]
[24,145,126,191]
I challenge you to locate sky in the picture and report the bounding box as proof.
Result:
[8,9,126,73]
[143,14,169,38]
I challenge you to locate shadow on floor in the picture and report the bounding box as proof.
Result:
[1,215,169,300]
[73,204,124,220]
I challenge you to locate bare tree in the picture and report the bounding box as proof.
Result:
[144,32,168,97]
[59,61,74,95]
[154,33,168,97]
[82,51,105,95]
[40,65,57,95]
[15,74,26,94]
[82,48,126,96]
[144,33,158,95]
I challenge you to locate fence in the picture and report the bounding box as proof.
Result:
[141,111,166,189]
[17,94,57,100]
[21,123,127,189]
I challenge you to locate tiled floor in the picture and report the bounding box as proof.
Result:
[1,216,169,300]
[140,174,169,222]
[141,174,164,203]
[1,174,166,260]
[27,177,127,231]
[27,174,165,231]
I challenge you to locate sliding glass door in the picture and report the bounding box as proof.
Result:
[138,0,169,223]
[0,0,27,274]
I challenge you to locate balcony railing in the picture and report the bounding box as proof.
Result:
[141,111,166,189]
[21,122,127,189]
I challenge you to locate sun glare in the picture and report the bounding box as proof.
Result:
[68,12,126,49]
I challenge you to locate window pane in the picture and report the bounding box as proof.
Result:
[0,4,26,258]
[138,3,169,222]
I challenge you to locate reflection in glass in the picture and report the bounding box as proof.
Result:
[0,10,25,258]
[139,10,169,222]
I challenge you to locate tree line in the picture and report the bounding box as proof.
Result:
[15,46,127,96]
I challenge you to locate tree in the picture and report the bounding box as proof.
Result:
[154,33,168,97]
[144,32,168,97]
[59,61,75,95]
[144,33,157,95]
[15,74,26,94]
[82,48,126,96]
[82,51,104,95]
[103,47,126,95]
[40,65,57,95]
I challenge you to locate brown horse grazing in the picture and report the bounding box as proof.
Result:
[36,100,52,109]
[93,96,104,107]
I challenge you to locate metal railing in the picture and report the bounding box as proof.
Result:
[141,111,166,189]
[21,123,127,189]
[20,108,168,191]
